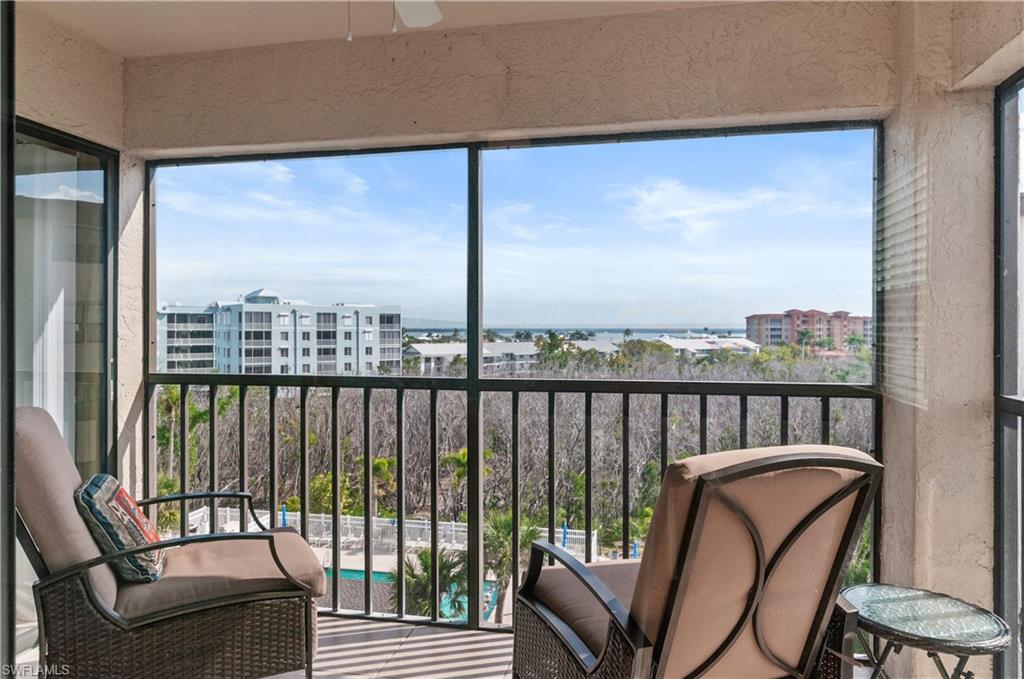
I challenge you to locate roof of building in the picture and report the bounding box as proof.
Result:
[572,339,619,354]
[157,304,215,314]
[405,343,469,357]
[244,287,282,302]
[487,341,539,356]
[656,335,759,353]
[406,341,541,358]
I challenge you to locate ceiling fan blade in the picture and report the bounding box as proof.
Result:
[394,0,443,28]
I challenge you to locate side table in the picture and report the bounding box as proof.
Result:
[841,584,1011,679]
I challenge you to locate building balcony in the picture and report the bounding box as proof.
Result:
[4,2,1023,679]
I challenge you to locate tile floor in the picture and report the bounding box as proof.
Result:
[277,617,515,679]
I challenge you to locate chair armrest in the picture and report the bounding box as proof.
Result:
[137,492,268,531]
[37,532,311,594]
[520,540,649,649]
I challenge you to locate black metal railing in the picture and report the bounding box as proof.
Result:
[143,372,881,630]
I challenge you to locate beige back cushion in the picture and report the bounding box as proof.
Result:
[15,406,118,609]
[630,445,877,679]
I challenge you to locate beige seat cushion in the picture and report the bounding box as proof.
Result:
[533,560,641,656]
[115,529,325,620]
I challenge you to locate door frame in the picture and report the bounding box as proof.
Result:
[13,117,119,476]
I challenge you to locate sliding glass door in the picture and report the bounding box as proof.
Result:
[11,121,116,656]
[13,121,115,479]
[996,68,1024,679]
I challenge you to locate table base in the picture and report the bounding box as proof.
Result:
[858,631,976,679]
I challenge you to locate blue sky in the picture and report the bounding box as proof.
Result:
[155,128,875,326]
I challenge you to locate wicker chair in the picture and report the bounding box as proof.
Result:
[14,406,324,679]
[514,445,881,679]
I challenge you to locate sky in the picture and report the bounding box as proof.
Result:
[154,128,876,327]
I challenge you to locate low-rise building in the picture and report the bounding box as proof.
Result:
[655,335,760,358]
[404,338,619,376]
[745,309,872,349]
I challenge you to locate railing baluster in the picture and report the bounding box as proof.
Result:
[821,396,831,445]
[395,388,405,617]
[429,389,439,621]
[622,393,630,558]
[299,386,309,540]
[547,391,556,565]
[269,385,278,528]
[331,386,340,612]
[144,384,156,525]
[584,392,592,564]
[780,395,790,445]
[660,393,668,478]
[511,391,522,595]
[208,383,218,534]
[699,394,708,454]
[179,384,189,537]
[872,395,883,582]
[238,384,248,532]
[739,394,748,449]
[362,387,373,615]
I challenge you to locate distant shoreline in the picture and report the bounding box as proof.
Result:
[407,326,747,337]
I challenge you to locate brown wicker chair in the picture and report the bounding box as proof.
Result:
[514,445,881,679]
[14,406,324,679]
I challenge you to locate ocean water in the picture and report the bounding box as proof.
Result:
[410,327,746,342]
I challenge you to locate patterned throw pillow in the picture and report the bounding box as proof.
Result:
[75,474,163,582]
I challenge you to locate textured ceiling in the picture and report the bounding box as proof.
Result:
[28,1,704,58]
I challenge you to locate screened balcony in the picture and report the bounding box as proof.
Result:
[2,2,1023,679]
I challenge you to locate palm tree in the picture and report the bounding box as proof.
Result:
[440,447,494,487]
[796,328,814,360]
[355,455,396,518]
[154,385,181,477]
[534,331,576,367]
[392,547,468,619]
[155,385,239,482]
[813,336,835,350]
[483,509,542,624]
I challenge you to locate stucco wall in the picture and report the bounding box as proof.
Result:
[11,3,1024,675]
[952,1,1024,87]
[116,155,147,496]
[881,3,1002,676]
[123,1,897,155]
[15,4,123,149]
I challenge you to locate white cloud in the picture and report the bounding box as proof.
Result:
[29,184,103,203]
[259,162,295,183]
[486,202,571,242]
[313,160,369,195]
[613,176,870,239]
[614,179,782,238]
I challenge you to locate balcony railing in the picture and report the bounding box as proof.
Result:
[143,371,880,629]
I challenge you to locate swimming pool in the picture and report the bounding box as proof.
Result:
[327,568,395,583]
[324,568,500,620]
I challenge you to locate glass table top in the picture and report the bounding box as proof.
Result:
[842,584,1010,653]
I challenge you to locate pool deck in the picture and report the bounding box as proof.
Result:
[275,617,515,679]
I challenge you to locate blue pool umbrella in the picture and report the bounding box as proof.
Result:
[561,521,568,548]
[281,504,287,527]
